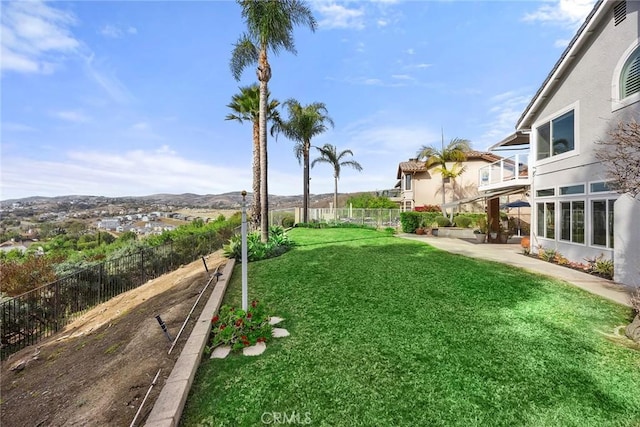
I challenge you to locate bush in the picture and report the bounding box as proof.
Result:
[281,214,295,228]
[222,226,294,262]
[414,205,441,213]
[434,216,451,227]
[453,216,472,228]
[400,212,421,233]
[209,301,272,351]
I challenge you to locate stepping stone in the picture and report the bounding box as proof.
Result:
[243,341,266,356]
[272,328,290,338]
[211,345,231,359]
[269,316,285,325]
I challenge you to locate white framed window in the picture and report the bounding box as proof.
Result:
[560,200,585,244]
[404,174,412,191]
[536,202,555,239]
[534,104,578,162]
[588,181,614,193]
[591,199,615,248]
[621,48,640,99]
[559,184,585,195]
[536,188,555,197]
[612,38,640,111]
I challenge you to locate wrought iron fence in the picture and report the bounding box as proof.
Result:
[1,231,228,360]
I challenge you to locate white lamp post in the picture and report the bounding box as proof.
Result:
[241,190,248,311]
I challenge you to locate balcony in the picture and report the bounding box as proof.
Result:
[478,153,531,192]
[377,188,402,202]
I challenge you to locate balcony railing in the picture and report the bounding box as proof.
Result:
[478,153,530,191]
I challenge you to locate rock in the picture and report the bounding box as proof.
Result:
[625,314,640,343]
[210,346,231,359]
[10,360,26,372]
[269,316,285,326]
[272,328,290,338]
[242,342,266,356]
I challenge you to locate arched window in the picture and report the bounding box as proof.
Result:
[620,47,640,99]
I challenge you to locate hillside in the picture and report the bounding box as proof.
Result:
[1,191,372,211]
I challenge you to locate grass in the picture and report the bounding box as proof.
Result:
[181,228,640,427]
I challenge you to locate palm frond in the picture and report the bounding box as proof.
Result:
[230,34,258,81]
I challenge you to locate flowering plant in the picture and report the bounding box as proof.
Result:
[210,300,272,351]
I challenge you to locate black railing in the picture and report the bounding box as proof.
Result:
[1,230,229,360]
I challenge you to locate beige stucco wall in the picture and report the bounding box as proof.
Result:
[403,158,492,212]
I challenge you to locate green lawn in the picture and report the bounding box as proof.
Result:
[181,228,640,427]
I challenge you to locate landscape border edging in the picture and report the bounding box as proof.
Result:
[144,258,236,427]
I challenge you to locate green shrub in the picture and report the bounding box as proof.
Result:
[400,212,421,233]
[453,216,472,228]
[281,214,295,228]
[222,226,293,262]
[434,216,451,227]
[209,301,272,351]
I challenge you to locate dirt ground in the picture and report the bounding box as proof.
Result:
[1,251,227,427]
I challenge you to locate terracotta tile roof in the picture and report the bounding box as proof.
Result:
[465,151,503,163]
[396,151,503,178]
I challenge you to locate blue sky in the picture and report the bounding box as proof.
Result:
[1,0,596,200]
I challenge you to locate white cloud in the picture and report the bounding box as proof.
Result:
[131,121,150,131]
[100,24,138,38]
[100,24,122,38]
[523,0,595,26]
[476,90,532,150]
[391,74,412,80]
[405,48,415,55]
[0,147,252,199]
[83,54,133,103]
[554,38,571,48]
[377,19,388,27]
[53,110,90,123]
[1,1,79,74]
[2,122,38,132]
[316,3,365,30]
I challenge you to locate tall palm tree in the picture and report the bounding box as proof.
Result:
[225,84,280,227]
[416,137,471,212]
[312,143,363,221]
[230,0,316,242]
[271,100,334,223]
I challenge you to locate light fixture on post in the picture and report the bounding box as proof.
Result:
[241,190,248,311]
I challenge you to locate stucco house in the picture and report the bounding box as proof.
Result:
[483,0,640,288]
[396,151,504,212]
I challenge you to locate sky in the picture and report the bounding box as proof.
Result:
[1,0,597,201]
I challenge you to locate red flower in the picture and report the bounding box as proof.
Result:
[251,300,258,308]
[211,315,219,323]
[257,337,265,343]
[235,319,243,327]
[220,324,226,330]
[246,312,253,319]
[241,335,248,340]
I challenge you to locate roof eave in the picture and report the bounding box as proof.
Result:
[516,0,608,131]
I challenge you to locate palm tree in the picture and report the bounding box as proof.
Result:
[225,84,280,227]
[271,100,334,223]
[416,137,471,212]
[312,143,363,221]
[230,0,317,242]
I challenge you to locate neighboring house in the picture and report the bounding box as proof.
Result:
[98,218,120,230]
[396,151,504,212]
[483,0,640,288]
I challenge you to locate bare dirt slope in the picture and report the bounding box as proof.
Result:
[1,251,227,427]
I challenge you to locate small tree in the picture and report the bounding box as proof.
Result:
[595,119,640,197]
[311,143,363,220]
